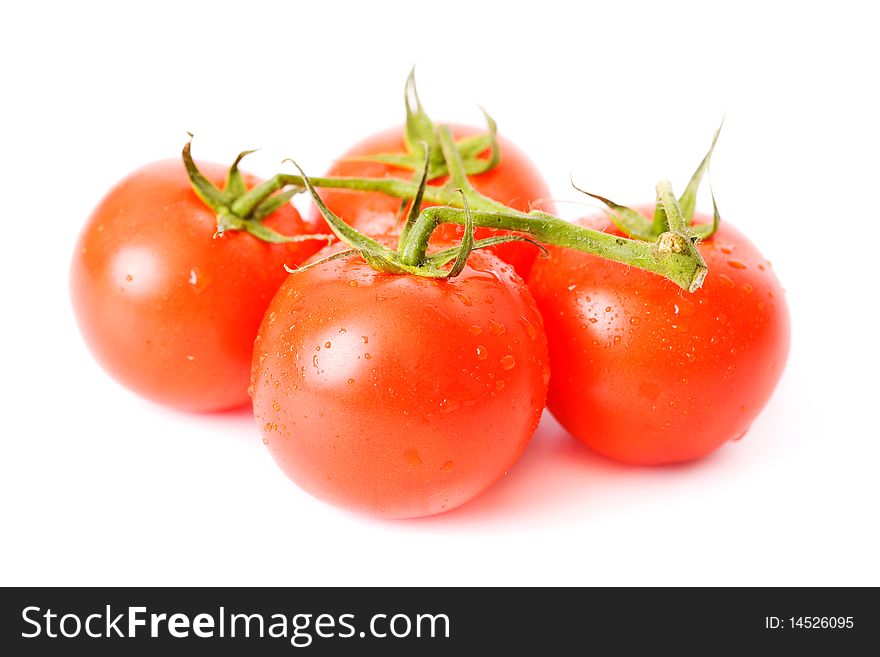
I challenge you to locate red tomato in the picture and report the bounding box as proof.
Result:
[312,125,554,278]
[251,246,550,518]
[528,212,790,465]
[70,159,322,412]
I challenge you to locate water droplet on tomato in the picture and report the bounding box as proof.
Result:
[262,437,269,445]
[349,280,359,287]
[312,354,319,368]
[742,283,753,294]
[500,355,516,370]
[717,274,735,288]
[728,260,747,270]
[347,378,355,385]
[489,320,506,336]
[518,316,537,340]
[125,274,133,282]
[272,402,280,411]
[496,379,506,391]
[455,292,473,306]
[732,431,746,441]
[468,325,483,336]
[441,461,455,472]
[361,335,369,344]
[364,353,371,359]
[476,346,488,360]
[605,306,612,312]
[630,317,640,325]
[263,422,277,432]
[324,341,332,349]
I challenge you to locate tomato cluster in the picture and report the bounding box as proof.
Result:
[71,81,790,518]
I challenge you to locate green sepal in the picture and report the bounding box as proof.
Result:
[570,180,656,241]
[251,187,300,222]
[183,136,327,245]
[679,120,723,223]
[428,234,547,268]
[225,149,257,198]
[241,220,331,245]
[349,73,500,181]
[182,136,231,209]
[404,68,438,157]
[445,192,476,278]
[287,158,407,273]
[690,177,721,240]
[398,143,431,252]
[284,249,356,274]
[459,107,500,175]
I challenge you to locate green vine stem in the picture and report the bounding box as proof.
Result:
[400,207,707,292]
[215,126,711,292]
[187,68,720,293]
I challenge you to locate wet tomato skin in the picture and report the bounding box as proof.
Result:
[528,212,790,465]
[70,159,322,412]
[312,125,554,278]
[251,247,549,518]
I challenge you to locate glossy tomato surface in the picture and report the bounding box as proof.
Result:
[70,159,322,412]
[312,125,554,278]
[528,212,790,465]
[251,247,550,518]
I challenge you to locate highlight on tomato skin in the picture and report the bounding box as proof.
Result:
[250,246,551,518]
[70,159,323,413]
[311,124,555,279]
[527,211,791,465]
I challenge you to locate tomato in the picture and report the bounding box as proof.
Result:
[251,246,550,518]
[70,159,322,412]
[311,125,554,278]
[528,211,790,465]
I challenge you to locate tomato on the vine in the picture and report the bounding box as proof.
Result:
[70,158,323,412]
[251,245,550,518]
[528,211,790,465]
[312,124,554,278]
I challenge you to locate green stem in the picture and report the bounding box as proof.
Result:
[436,125,470,189]
[402,208,708,293]
[655,179,688,234]
[230,169,707,291]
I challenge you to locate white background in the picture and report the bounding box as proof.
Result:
[2,1,877,586]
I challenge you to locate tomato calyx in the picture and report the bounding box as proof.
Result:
[181,74,713,291]
[286,147,541,279]
[346,69,501,182]
[235,124,710,290]
[572,122,724,242]
[182,136,332,245]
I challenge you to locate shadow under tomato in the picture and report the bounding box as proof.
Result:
[420,410,723,529]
